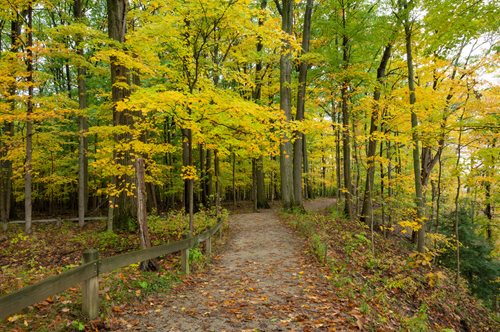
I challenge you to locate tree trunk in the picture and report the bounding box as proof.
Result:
[206,149,212,205]
[181,128,194,234]
[0,18,20,228]
[256,156,269,208]
[402,0,425,252]
[321,151,326,196]
[379,141,385,228]
[252,159,258,212]
[232,151,236,206]
[341,6,353,220]
[136,158,158,271]
[484,138,495,242]
[254,1,270,209]
[199,144,207,207]
[360,43,392,225]
[485,181,492,241]
[454,111,465,283]
[108,0,133,230]
[303,134,311,199]
[214,150,221,219]
[293,0,313,210]
[279,0,295,209]
[335,109,341,205]
[25,5,34,234]
[75,0,88,228]
[435,154,442,232]
[352,121,360,215]
[386,139,393,230]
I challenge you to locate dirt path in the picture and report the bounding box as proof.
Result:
[124,199,356,331]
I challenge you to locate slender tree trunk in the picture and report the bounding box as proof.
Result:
[74,0,88,228]
[164,117,174,208]
[270,156,275,202]
[136,158,158,271]
[361,44,392,225]
[232,151,236,207]
[1,18,20,228]
[335,109,341,205]
[379,141,385,227]
[293,0,313,209]
[25,5,34,234]
[200,144,207,207]
[303,134,311,199]
[341,82,352,218]
[352,121,361,215]
[341,6,353,220]
[214,150,221,219]
[402,0,425,252]
[387,139,393,230]
[206,149,212,204]
[181,128,194,234]
[279,0,295,209]
[454,111,465,284]
[254,1,270,209]
[252,159,258,212]
[321,147,326,196]
[256,156,269,208]
[484,139,495,241]
[435,154,442,232]
[65,62,72,98]
[485,181,492,240]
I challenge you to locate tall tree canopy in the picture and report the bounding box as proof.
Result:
[0,0,498,304]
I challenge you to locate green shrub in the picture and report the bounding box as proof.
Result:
[402,304,429,332]
[438,208,499,308]
[189,247,204,263]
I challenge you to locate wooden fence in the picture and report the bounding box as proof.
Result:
[7,216,107,224]
[0,220,223,320]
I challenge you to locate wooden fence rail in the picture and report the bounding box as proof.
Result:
[0,220,223,320]
[8,216,107,224]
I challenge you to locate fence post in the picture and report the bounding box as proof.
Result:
[82,249,99,319]
[181,235,190,275]
[205,236,212,256]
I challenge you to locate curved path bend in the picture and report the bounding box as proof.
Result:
[124,199,356,331]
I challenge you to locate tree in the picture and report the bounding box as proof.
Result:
[360,42,393,226]
[25,2,34,234]
[0,10,22,228]
[400,0,425,252]
[107,0,134,230]
[276,0,295,210]
[74,0,89,228]
[293,0,313,210]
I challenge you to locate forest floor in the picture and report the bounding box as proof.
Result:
[120,198,360,331]
[2,198,496,331]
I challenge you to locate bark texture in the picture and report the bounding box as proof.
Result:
[293,0,313,210]
[108,0,134,230]
[402,0,425,252]
[279,0,295,209]
[360,43,392,225]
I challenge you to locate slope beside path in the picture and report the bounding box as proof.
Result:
[122,199,358,331]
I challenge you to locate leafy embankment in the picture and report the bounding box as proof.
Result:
[281,208,499,332]
[0,209,226,331]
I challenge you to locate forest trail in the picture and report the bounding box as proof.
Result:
[123,198,358,331]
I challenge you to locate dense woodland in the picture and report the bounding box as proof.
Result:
[0,0,499,317]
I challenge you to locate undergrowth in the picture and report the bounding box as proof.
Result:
[280,208,499,331]
[0,208,227,331]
